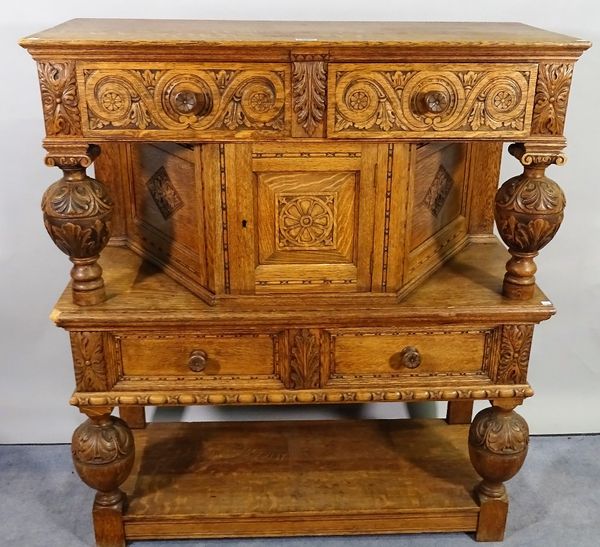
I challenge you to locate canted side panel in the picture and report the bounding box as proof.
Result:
[76,62,291,140]
[126,143,210,293]
[402,142,470,293]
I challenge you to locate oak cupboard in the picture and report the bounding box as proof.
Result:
[20,19,590,546]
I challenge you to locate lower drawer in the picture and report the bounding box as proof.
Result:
[325,328,493,385]
[116,332,282,384]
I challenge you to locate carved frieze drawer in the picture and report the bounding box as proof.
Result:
[328,63,537,139]
[114,332,285,387]
[324,327,496,386]
[77,63,290,138]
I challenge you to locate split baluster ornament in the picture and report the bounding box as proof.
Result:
[41,145,113,306]
[494,142,567,299]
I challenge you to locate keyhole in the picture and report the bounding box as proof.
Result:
[242,219,248,228]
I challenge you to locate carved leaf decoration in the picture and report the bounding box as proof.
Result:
[289,329,320,389]
[42,178,113,218]
[532,64,573,135]
[71,418,133,465]
[37,62,82,136]
[469,407,529,455]
[292,59,327,136]
[71,332,108,391]
[44,219,111,258]
[497,325,533,384]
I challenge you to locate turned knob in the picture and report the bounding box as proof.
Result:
[398,346,421,369]
[188,349,208,372]
[421,91,449,114]
[173,90,209,116]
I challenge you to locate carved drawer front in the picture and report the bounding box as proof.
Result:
[77,63,290,138]
[328,63,537,139]
[116,332,283,386]
[325,328,494,386]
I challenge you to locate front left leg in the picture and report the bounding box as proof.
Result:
[71,407,135,547]
[469,402,529,541]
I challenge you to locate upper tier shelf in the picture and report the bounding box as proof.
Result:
[20,20,590,61]
[51,239,555,329]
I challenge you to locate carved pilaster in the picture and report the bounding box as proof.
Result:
[532,63,573,136]
[71,332,108,391]
[494,142,566,299]
[496,325,534,384]
[42,144,113,306]
[469,405,529,541]
[291,54,328,137]
[287,328,321,389]
[72,411,134,547]
[37,61,82,137]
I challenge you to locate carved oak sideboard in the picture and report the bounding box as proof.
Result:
[20,19,589,546]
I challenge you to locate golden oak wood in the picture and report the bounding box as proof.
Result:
[21,19,589,546]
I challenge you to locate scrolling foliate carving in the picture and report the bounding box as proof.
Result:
[37,61,82,136]
[531,64,573,136]
[469,406,529,456]
[333,66,533,135]
[291,54,328,136]
[83,66,286,133]
[496,325,533,384]
[71,332,108,391]
[288,329,320,389]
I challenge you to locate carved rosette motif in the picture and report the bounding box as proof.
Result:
[291,54,328,136]
[83,67,286,132]
[278,194,335,249]
[71,415,135,506]
[532,64,573,136]
[146,166,184,219]
[423,165,454,216]
[469,406,529,499]
[37,62,82,136]
[333,67,532,134]
[288,329,320,389]
[71,332,108,391]
[496,325,534,384]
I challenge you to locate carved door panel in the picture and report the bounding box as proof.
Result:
[225,143,384,294]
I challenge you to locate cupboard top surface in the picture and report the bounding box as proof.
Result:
[20,20,589,59]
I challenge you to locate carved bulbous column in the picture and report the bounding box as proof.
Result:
[495,143,566,300]
[72,413,135,507]
[72,411,134,547]
[468,404,529,541]
[42,145,113,306]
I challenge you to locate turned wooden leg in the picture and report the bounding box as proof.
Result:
[494,143,566,300]
[446,401,474,424]
[72,408,135,547]
[119,406,146,429]
[468,403,529,541]
[42,145,113,306]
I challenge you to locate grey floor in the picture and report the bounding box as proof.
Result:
[1,435,599,547]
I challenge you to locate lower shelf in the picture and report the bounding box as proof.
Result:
[120,418,482,540]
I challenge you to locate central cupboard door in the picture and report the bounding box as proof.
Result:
[225,143,395,294]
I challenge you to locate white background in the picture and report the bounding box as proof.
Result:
[1,1,599,443]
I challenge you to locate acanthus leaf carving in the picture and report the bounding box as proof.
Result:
[288,329,320,389]
[71,332,108,391]
[146,166,184,219]
[37,61,82,136]
[469,407,529,455]
[292,55,328,137]
[532,63,573,136]
[496,325,533,384]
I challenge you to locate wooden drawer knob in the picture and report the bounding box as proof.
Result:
[421,90,449,114]
[173,90,210,116]
[188,349,208,372]
[398,346,421,369]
